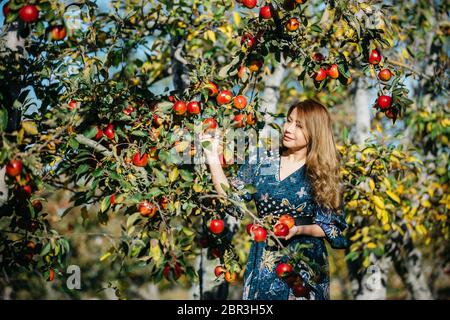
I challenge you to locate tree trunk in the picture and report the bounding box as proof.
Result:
[352,78,371,145]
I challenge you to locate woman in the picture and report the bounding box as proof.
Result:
[201,99,349,300]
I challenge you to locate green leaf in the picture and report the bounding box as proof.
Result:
[131,130,147,137]
[75,164,89,175]
[101,196,111,212]
[180,169,194,182]
[40,243,51,256]
[0,107,7,132]
[69,137,79,149]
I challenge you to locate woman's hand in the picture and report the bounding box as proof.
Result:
[282,226,302,241]
[199,131,221,164]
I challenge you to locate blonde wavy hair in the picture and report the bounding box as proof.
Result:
[285,99,342,211]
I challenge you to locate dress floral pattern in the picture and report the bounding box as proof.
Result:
[226,146,349,300]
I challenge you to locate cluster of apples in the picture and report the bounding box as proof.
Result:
[138,196,168,218]
[368,49,397,119]
[275,262,311,298]
[2,2,66,41]
[214,265,237,283]
[172,81,254,129]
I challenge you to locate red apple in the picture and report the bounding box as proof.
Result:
[2,3,10,16]
[224,271,237,283]
[378,69,392,81]
[50,25,66,41]
[214,265,226,277]
[259,6,273,19]
[368,49,382,65]
[233,95,247,110]
[326,64,339,79]
[104,124,115,139]
[246,223,254,235]
[203,118,218,130]
[68,100,77,110]
[238,65,250,79]
[6,159,23,177]
[138,201,157,217]
[173,101,187,115]
[252,225,267,242]
[19,5,39,23]
[206,81,219,97]
[123,104,134,115]
[248,59,263,72]
[187,101,201,114]
[241,32,256,49]
[292,282,310,298]
[209,219,225,234]
[286,18,300,31]
[233,114,246,128]
[312,52,325,62]
[242,0,257,9]
[216,90,233,105]
[377,95,392,110]
[274,223,289,237]
[275,263,293,278]
[279,214,295,229]
[132,150,148,167]
[163,262,182,281]
[385,108,397,119]
[313,68,327,82]
[246,113,256,125]
[94,126,103,140]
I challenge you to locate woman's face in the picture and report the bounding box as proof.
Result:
[282,109,309,150]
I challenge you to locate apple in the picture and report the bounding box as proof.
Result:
[312,52,325,62]
[346,76,353,85]
[138,201,158,217]
[248,59,263,72]
[378,69,392,81]
[104,124,115,139]
[368,49,382,65]
[274,223,289,237]
[6,159,23,177]
[19,5,39,23]
[214,265,226,277]
[259,6,272,19]
[123,104,134,115]
[206,81,219,97]
[326,64,339,79]
[149,146,159,161]
[110,193,115,205]
[94,126,103,140]
[233,114,246,128]
[241,32,256,49]
[187,101,201,114]
[198,237,209,248]
[238,65,250,79]
[283,0,297,11]
[377,95,392,110]
[246,223,254,236]
[275,263,293,278]
[50,25,66,41]
[209,219,225,234]
[246,113,256,125]
[216,90,233,105]
[313,68,327,82]
[2,3,10,16]
[22,185,32,196]
[233,95,247,109]
[279,214,295,229]
[32,199,43,212]
[132,150,148,167]
[242,0,257,9]
[203,118,218,130]
[224,271,237,283]
[47,269,55,282]
[210,247,221,258]
[159,196,169,210]
[173,101,187,115]
[26,241,36,250]
[385,109,397,119]
[251,225,267,242]
[153,114,164,127]
[163,262,182,281]
[296,0,307,3]
[286,18,300,32]
[68,100,77,110]
[292,282,310,298]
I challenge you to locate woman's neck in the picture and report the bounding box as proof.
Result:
[282,146,307,163]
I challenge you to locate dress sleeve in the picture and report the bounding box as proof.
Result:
[314,202,349,249]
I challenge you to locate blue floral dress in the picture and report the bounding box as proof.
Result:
[226,146,349,300]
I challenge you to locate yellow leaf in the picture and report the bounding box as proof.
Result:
[193,183,203,193]
[368,178,375,191]
[367,242,377,249]
[402,48,409,59]
[99,251,111,262]
[205,30,216,43]
[233,12,241,26]
[386,190,401,204]
[373,195,385,209]
[169,167,179,182]
[22,121,38,135]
